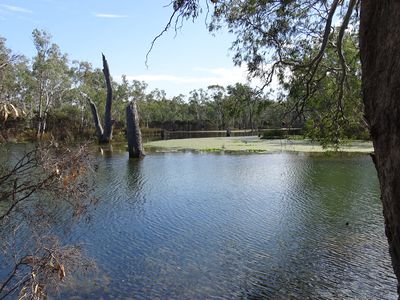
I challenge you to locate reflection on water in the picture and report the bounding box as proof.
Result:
[142,130,260,143]
[63,152,397,299]
[5,148,396,299]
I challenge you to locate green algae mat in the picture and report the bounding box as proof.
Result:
[144,137,373,154]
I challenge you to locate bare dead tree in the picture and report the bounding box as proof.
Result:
[126,100,145,158]
[88,54,114,144]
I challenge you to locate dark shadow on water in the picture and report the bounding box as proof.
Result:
[125,158,147,213]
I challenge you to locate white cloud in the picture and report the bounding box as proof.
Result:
[126,65,253,87]
[0,4,32,13]
[122,65,285,97]
[94,13,128,18]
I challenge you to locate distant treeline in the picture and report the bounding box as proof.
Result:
[0,29,367,144]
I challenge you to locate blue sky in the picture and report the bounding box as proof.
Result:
[0,0,254,97]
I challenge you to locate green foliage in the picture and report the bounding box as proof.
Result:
[168,0,362,148]
[1,29,284,142]
[1,23,366,146]
[0,37,31,113]
[145,136,373,153]
[287,32,366,147]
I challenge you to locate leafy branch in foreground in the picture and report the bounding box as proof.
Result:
[0,143,98,299]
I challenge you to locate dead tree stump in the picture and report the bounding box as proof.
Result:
[126,101,145,158]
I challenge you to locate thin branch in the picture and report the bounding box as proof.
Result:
[336,0,357,113]
[0,257,31,298]
[308,0,340,69]
[145,9,180,68]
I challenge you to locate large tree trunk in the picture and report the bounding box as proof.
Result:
[360,1,400,295]
[126,101,145,158]
[102,53,113,143]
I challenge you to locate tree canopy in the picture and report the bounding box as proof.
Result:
[154,0,361,146]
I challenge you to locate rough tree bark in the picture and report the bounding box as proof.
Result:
[126,100,145,158]
[88,54,113,144]
[88,99,104,138]
[360,0,400,295]
[102,53,113,143]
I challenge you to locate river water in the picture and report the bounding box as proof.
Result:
[1,148,397,298]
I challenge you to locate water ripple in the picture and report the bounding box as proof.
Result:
[58,152,396,299]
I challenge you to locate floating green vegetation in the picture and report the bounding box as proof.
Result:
[144,137,373,154]
[201,148,223,152]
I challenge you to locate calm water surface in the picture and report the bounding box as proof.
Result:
[52,151,395,299]
[2,146,394,299]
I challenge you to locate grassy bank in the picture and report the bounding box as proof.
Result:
[144,137,373,153]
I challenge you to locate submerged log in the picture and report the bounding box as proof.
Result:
[126,101,145,158]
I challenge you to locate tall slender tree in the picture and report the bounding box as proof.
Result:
[32,29,71,138]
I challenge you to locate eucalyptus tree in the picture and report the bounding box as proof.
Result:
[207,85,226,129]
[0,38,31,115]
[226,83,261,130]
[145,89,170,125]
[285,31,365,147]
[157,0,400,293]
[113,75,147,126]
[32,29,71,138]
[170,94,187,125]
[0,37,15,102]
[110,75,129,127]
[188,88,209,129]
[129,80,153,128]
[70,60,107,134]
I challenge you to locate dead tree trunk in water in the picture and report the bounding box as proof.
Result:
[360,1,400,295]
[126,101,145,158]
[102,53,113,143]
[88,54,113,144]
[88,99,104,138]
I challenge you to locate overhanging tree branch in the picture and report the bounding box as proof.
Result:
[336,0,357,113]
